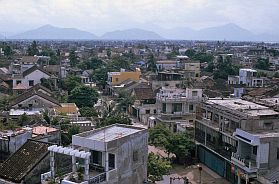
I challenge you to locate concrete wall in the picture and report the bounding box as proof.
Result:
[13,69,50,88]
[107,130,148,184]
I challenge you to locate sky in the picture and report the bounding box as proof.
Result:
[0,0,279,36]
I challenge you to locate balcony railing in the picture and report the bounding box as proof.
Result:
[89,172,106,184]
[231,153,257,170]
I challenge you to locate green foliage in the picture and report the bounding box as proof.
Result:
[27,41,39,56]
[148,153,172,182]
[149,125,194,163]
[98,114,131,128]
[274,72,279,78]
[149,124,172,147]
[78,58,104,70]
[18,113,31,126]
[61,125,80,146]
[186,49,214,63]
[0,42,13,56]
[68,85,99,107]
[107,55,131,71]
[147,54,157,72]
[213,56,239,79]
[69,50,78,67]
[91,67,108,87]
[117,90,135,112]
[80,107,98,117]
[40,47,60,65]
[165,132,195,163]
[7,120,20,131]
[40,78,56,91]
[43,112,51,124]
[254,58,270,70]
[63,75,81,92]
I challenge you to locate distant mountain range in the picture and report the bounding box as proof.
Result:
[158,23,278,41]
[101,28,163,40]
[10,25,98,40]
[1,23,278,41]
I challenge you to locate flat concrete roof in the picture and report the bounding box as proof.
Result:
[207,98,279,116]
[78,124,144,142]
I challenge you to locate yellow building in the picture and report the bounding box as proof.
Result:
[107,69,141,86]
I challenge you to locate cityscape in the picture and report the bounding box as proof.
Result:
[1,1,279,184]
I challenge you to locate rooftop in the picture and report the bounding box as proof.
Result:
[76,124,145,142]
[207,98,279,117]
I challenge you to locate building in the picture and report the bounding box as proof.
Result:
[107,68,141,87]
[153,87,203,132]
[195,98,279,184]
[177,56,201,78]
[156,60,178,71]
[228,69,264,87]
[0,140,51,184]
[41,124,148,184]
[12,66,52,90]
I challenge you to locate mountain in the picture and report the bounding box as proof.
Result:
[11,25,98,40]
[197,23,254,41]
[158,23,279,41]
[101,28,164,40]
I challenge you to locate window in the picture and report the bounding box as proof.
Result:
[192,91,198,97]
[109,153,115,170]
[172,103,182,113]
[162,103,166,113]
[189,104,194,112]
[115,78,119,82]
[91,150,102,165]
[16,80,21,85]
[28,104,33,108]
[253,146,257,155]
[29,80,34,86]
[133,150,138,162]
[146,110,150,114]
[154,109,157,114]
[18,104,22,108]
[277,148,279,160]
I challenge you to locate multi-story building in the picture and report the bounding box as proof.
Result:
[177,56,201,78]
[228,69,264,87]
[195,98,279,184]
[42,124,148,184]
[107,68,141,87]
[152,87,203,132]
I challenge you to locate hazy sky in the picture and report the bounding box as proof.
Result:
[0,0,278,36]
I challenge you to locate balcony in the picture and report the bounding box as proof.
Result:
[231,152,258,173]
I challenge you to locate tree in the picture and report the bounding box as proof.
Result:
[149,124,172,148]
[165,132,195,164]
[117,90,135,113]
[148,153,172,182]
[213,56,239,79]
[61,125,80,146]
[254,58,270,70]
[68,85,99,107]
[27,41,39,56]
[18,113,31,126]
[63,75,81,92]
[40,78,55,91]
[80,107,98,117]
[147,54,157,72]
[91,67,108,88]
[69,50,78,67]
[98,114,131,128]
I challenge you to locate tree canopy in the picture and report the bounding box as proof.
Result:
[149,124,194,163]
[79,107,99,117]
[27,41,39,56]
[148,153,172,182]
[97,114,131,128]
[68,85,99,107]
[254,58,270,70]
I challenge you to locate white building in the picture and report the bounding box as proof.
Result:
[153,87,203,132]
